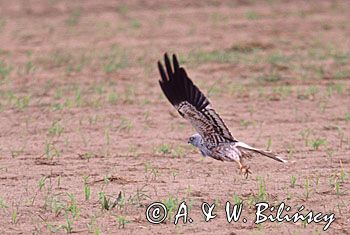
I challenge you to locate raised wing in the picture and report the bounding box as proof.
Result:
[158,53,236,148]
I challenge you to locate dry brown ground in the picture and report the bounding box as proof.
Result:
[0,0,350,234]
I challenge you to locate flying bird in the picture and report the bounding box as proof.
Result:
[157,53,286,178]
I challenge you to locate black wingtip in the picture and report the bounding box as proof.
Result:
[172,54,179,71]
[157,53,210,111]
[157,61,167,83]
[164,53,173,79]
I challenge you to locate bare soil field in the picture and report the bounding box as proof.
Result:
[0,0,349,234]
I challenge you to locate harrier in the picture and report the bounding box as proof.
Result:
[157,53,286,178]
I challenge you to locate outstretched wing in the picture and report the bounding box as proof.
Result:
[158,53,237,148]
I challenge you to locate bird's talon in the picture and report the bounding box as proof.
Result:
[240,165,251,179]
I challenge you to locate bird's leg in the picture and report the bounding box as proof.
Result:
[238,160,251,179]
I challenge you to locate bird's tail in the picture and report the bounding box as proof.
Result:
[236,141,287,163]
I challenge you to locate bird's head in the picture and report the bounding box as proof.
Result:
[188,133,202,147]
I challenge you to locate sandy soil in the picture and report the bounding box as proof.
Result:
[0,0,349,234]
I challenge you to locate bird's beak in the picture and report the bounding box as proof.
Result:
[187,140,191,144]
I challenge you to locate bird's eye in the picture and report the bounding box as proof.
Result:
[189,137,193,141]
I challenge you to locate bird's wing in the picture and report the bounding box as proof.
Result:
[158,53,236,148]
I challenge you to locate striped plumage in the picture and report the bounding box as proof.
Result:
[158,53,286,178]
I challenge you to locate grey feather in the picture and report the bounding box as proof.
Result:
[158,53,287,174]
